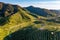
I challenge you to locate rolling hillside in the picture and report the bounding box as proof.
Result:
[0,2,60,40]
[0,2,38,40]
[25,6,60,23]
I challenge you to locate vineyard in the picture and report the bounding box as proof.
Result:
[4,26,60,40]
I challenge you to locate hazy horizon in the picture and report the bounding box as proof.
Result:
[0,0,60,10]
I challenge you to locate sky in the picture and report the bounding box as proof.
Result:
[0,0,60,10]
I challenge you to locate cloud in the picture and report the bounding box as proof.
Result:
[19,1,60,10]
[32,1,60,10]
[4,0,60,10]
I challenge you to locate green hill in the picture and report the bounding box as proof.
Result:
[0,2,60,40]
[0,2,39,40]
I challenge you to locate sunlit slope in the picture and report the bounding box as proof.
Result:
[0,2,60,40]
[0,3,39,40]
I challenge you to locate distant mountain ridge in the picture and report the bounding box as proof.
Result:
[25,6,60,22]
[25,6,60,17]
[24,6,57,17]
[50,10,60,16]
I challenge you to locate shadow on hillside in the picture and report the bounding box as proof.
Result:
[0,5,19,25]
[4,26,60,40]
[0,17,10,26]
[3,26,51,40]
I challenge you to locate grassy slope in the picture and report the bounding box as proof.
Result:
[0,3,60,40]
[0,6,38,40]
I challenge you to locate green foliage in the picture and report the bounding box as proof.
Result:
[0,2,60,40]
